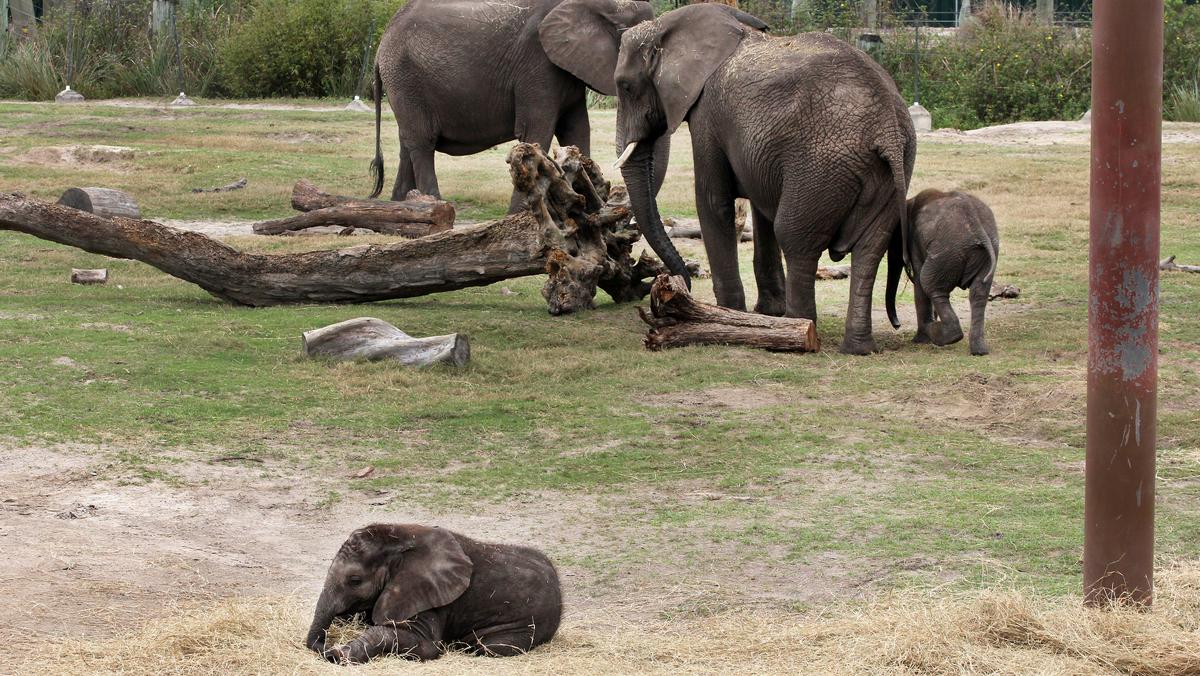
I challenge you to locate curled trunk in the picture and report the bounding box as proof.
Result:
[621,144,690,286]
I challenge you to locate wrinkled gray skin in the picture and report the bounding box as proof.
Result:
[368,0,668,212]
[306,524,562,663]
[611,5,916,355]
[907,189,1000,356]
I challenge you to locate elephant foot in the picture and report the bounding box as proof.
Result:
[912,331,932,344]
[970,339,990,356]
[930,323,964,347]
[754,296,786,317]
[839,335,878,356]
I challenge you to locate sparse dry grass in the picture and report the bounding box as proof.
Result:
[20,562,1200,675]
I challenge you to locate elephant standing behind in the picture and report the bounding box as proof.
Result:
[306,524,562,663]
[610,5,916,354]
[907,189,1000,356]
[367,0,662,211]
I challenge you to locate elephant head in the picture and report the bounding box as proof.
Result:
[305,524,473,657]
[538,0,655,97]
[611,5,767,285]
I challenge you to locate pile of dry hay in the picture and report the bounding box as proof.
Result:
[19,563,1200,675]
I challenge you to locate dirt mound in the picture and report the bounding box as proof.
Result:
[17,144,137,167]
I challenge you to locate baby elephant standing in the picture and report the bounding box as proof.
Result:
[306,524,562,663]
[907,190,1000,355]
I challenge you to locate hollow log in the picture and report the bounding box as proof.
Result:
[302,317,469,367]
[57,187,140,219]
[0,144,661,312]
[71,269,108,285]
[639,274,819,352]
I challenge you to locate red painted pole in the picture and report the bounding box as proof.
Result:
[1085,1,1162,607]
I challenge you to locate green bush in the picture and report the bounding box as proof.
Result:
[218,0,400,99]
[878,2,1091,129]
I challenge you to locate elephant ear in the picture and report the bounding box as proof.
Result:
[540,0,655,95]
[651,4,752,134]
[371,526,473,626]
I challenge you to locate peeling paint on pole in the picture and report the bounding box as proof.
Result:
[1085,0,1162,607]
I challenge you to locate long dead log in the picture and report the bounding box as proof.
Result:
[302,317,469,367]
[639,274,819,352]
[1161,255,1200,273]
[0,144,661,312]
[252,203,454,237]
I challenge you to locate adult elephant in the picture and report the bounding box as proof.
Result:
[368,0,658,211]
[611,4,916,355]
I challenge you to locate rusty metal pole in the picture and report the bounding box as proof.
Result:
[1084,0,1163,607]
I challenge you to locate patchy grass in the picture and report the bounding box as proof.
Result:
[1,102,1199,611]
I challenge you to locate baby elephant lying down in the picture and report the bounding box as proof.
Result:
[306,524,562,663]
[906,189,1001,356]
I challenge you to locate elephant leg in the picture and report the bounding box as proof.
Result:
[406,145,440,200]
[554,99,591,157]
[332,625,441,664]
[694,154,744,311]
[751,206,785,316]
[392,145,417,202]
[841,242,887,355]
[928,292,964,346]
[912,276,934,344]
[968,280,990,355]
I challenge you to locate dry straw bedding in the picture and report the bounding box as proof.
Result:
[18,564,1200,675]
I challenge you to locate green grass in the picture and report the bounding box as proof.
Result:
[2,102,1199,600]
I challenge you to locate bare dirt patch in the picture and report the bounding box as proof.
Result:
[646,385,791,411]
[15,144,138,168]
[0,443,867,664]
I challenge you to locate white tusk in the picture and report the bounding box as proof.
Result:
[612,142,638,170]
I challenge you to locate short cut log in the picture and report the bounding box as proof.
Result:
[302,317,469,367]
[639,274,819,352]
[70,268,108,285]
[57,187,140,219]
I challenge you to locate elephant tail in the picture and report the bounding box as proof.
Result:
[369,63,385,199]
[885,221,903,330]
[879,137,911,330]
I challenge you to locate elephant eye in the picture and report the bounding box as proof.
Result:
[347,576,362,586]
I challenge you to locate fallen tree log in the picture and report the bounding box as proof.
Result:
[57,187,140,219]
[665,217,753,242]
[0,143,662,312]
[192,178,247,194]
[302,317,469,367]
[251,202,454,238]
[1161,255,1200,273]
[638,274,819,352]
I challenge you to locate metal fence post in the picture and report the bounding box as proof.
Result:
[1084,0,1163,608]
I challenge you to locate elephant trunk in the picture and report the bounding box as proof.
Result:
[306,589,337,654]
[620,142,690,286]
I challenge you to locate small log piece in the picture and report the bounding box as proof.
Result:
[1161,255,1200,273]
[302,317,470,367]
[191,178,247,194]
[639,274,819,352]
[816,265,850,280]
[252,181,455,237]
[988,282,1021,300]
[665,217,752,242]
[71,268,108,285]
[57,188,140,219]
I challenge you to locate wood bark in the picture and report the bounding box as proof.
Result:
[57,187,141,219]
[1160,255,1200,273]
[639,274,819,352]
[0,143,661,312]
[302,317,469,367]
[71,269,108,285]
